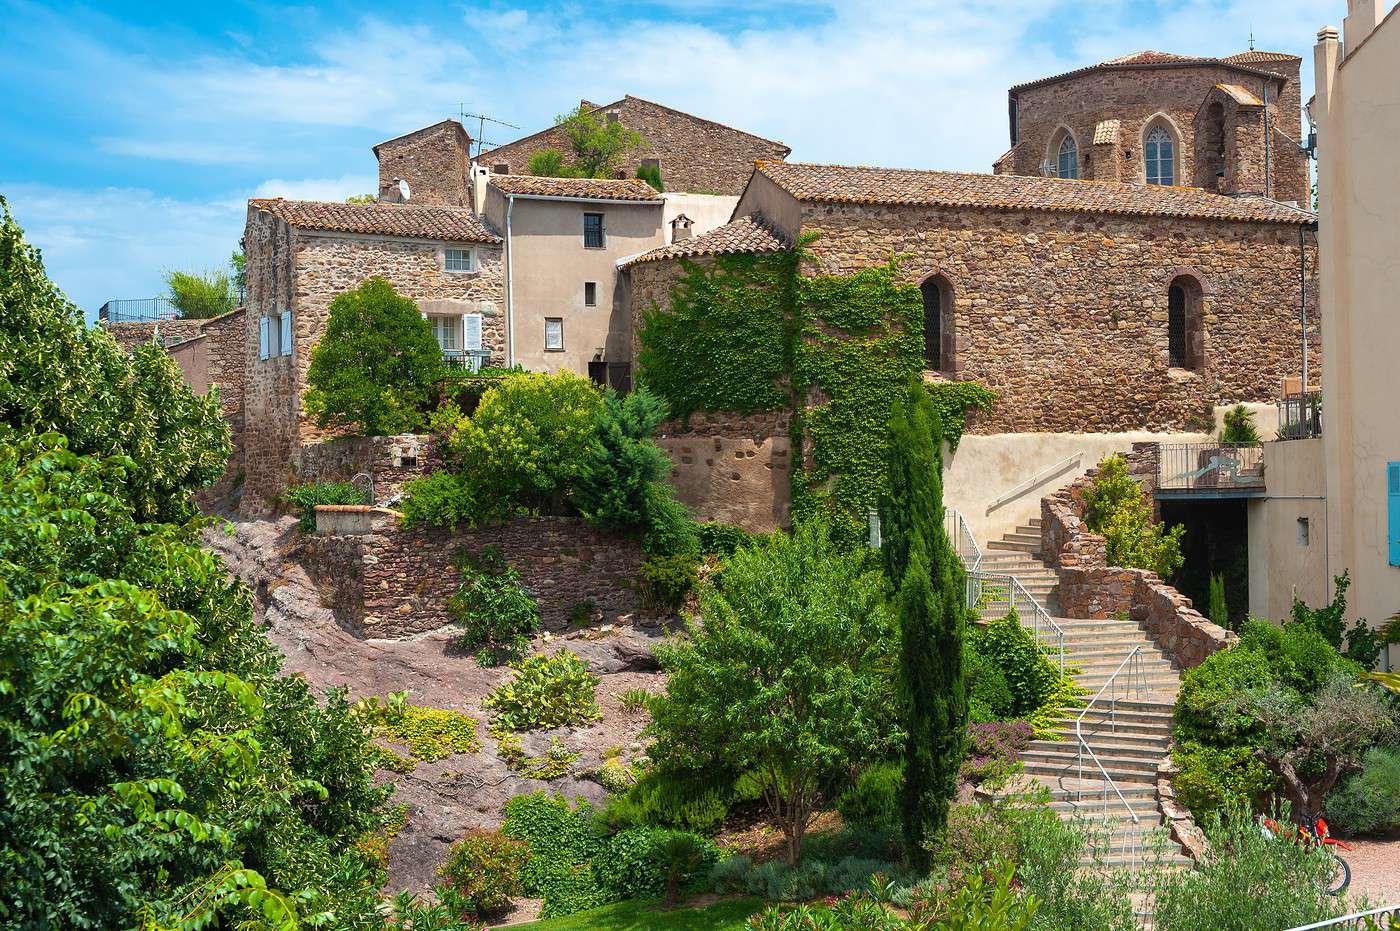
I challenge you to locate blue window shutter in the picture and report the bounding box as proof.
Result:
[1388,462,1400,567]
[280,311,293,356]
[258,316,269,360]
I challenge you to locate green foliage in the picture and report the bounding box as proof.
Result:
[437,828,529,916]
[499,734,579,780]
[447,545,539,663]
[528,149,573,177]
[303,276,445,435]
[638,251,798,419]
[1219,404,1262,446]
[1325,745,1400,836]
[512,895,764,930]
[282,479,368,532]
[230,250,246,293]
[1170,741,1278,818]
[639,552,700,613]
[503,792,612,918]
[164,267,235,319]
[486,651,602,731]
[345,193,378,204]
[357,692,481,762]
[1084,454,1185,578]
[0,198,230,524]
[970,609,1056,717]
[880,384,966,870]
[837,762,903,830]
[1174,636,1277,746]
[636,162,665,192]
[650,519,901,864]
[697,522,765,557]
[1207,573,1228,628]
[557,104,644,178]
[595,828,719,903]
[599,765,753,833]
[921,382,997,451]
[1291,570,1380,667]
[1149,803,1349,931]
[399,469,478,529]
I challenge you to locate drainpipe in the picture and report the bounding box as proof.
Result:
[505,193,516,367]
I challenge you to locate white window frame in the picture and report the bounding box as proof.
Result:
[431,315,460,352]
[279,311,292,356]
[1145,127,1176,186]
[444,247,477,273]
[544,317,564,351]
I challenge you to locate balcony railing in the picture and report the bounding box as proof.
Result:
[442,348,493,373]
[1276,393,1322,440]
[98,297,180,323]
[1157,443,1265,494]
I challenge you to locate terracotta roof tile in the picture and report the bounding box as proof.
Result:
[1093,119,1121,145]
[1222,50,1301,63]
[755,162,1315,225]
[1215,83,1265,106]
[487,174,665,202]
[249,198,500,243]
[621,213,790,267]
[1101,50,1199,65]
[1010,50,1290,93]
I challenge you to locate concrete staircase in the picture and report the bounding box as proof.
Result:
[975,519,1192,870]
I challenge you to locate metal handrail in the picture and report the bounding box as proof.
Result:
[1074,646,1148,869]
[986,453,1082,513]
[968,569,1065,678]
[1285,904,1400,930]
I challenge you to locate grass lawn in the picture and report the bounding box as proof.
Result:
[502,896,765,930]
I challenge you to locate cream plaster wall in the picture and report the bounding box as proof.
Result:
[662,193,740,238]
[1314,6,1400,666]
[1247,439,1329,621]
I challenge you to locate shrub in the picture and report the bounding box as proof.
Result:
[356,692,481,762]
[635,161,664,192]
[1171,741,1278,819]
[837,761,903,829]
[960,721,1031,787]
[282,479,369,532]
[697,521,765,557]
[303,277,445,435]
[1208,573,1228,628]
[1219,404,1261,446]
[502,792,610,918]
[639,552,699,613]
[1240,617,1363,697]
[640,483,701,556]
[447,545,539,663]
[572,386,676,535]
[1291,570,1381,667]
[1084,454,1184,578]
[595,827,719,902]
[485,650,601,731]
[399,470,478,529]
[599,765,746,833]
[965,641,1014,723]
[971,610,1056,717]
[437,829,529,916]
[164,267,234,319]
[1325,745,1400,836]
[1174,644,1274,746]
[1004,803,1136,931]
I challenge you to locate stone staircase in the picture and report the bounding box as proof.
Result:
[976,519,1192,871]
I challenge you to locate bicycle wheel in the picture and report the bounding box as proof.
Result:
[1325,855,1351,896]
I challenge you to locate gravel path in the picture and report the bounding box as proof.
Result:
[1344,830,1400,906]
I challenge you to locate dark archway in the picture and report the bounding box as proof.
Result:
[920,275,955,372]
[1168,275,1205,370]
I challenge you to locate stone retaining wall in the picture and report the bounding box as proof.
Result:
[1041,442,1236,669]
[656,411,792,532]
[297,434,432,506]
[301,510,647,638]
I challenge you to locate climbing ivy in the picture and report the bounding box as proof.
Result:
[636,244,997,544]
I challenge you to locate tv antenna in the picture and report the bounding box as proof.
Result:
[1248,28,1255,51]
[459,105,520,160]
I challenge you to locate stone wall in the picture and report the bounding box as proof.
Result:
[376,121,471,206]
[483,96,789,196]
[102,318,208,351]
[800,201,1319,434]
[1041,443,1236,669]
[302,511,647,638]
[657,411,792,532]
[296,433,431,506]
[1008,60,1308,204]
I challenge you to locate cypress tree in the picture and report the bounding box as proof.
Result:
[881,383,968,870]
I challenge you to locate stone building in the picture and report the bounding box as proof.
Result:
[995,50,1310,205]
[240,198,504,514]
[479,95,791,196]
[624,160,1318,536]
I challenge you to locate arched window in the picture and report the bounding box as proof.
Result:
[920,275,954,372]
[1057,134,1079,179]
[1146,127,1175,186]
[1167,275,1204,370]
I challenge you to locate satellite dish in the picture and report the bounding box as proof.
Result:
[398,179,411,202]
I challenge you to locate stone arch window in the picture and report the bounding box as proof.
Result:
[1047,127,1079,179]
[1145,124,1177,186]
[920,274,956,372]
[1167,275,1205,370]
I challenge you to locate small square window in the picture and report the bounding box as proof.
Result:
[584,282,597,307]
[583,213,604,248]
[544,318,564,351]
[445,248,475,272]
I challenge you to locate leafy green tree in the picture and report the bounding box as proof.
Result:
[303,276,445,436]
[555,104,643,178]
[164,268,235,318]
[635,162,664,192]
[527,149,576,178]
[1291,570,1379,666]
[649,520,901,864]
[1219,404,1261,446]
[880,383,967,870]
[345,193,378,204]
[230,250,247,295]
[1084,454,1185,578]
[1208,573,1229,628]
[0,196,228,523]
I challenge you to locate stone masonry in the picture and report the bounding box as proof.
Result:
[656,412,792,533]
[298,510,647,638]
[374,120,473,206]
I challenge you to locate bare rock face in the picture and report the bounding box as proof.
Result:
[204,518,664,894]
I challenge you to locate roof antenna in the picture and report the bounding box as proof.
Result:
[458,104,520,161]
[1249,28,1255,51]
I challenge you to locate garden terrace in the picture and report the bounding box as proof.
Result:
[1155,442,1266,498]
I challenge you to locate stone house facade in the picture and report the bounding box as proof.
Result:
[479,95,791,196]
[240,198,504,514]
[373,119,474,206]
[996,50,1310,205]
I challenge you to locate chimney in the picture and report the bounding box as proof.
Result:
[471,165,490,216]
[379,177,404,203]
[670,214,693,242]
[1343,0,1384,53]
[1313,26,1340,124]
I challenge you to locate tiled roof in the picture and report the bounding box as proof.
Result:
[620,213,791,267]
[1215,83,1265,106]
[487,174,664,202]
[1093,119,1121,145]
[753,162,1315,224]
[1222,50,1301,63]
[1010,50,1289,93]
[249,198,501,243]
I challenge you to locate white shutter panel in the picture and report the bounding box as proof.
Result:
[279,311,293,356]
[463,313,482,351]
[259,316,269,360]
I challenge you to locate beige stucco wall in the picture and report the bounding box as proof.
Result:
[167,334,210,395]
[1315,6,1400,666]
[1247,438,1329,622]
[662,193,740,239]
[489,190,663,374]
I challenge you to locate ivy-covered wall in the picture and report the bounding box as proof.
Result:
[634,247,993,541]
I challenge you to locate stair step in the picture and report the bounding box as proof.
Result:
[986,540,1042,554]
[1031,735,1169,754]
[1049,709,1174,728]
[1022,762,1157,784]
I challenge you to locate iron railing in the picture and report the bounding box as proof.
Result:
[986,453,1082,513]
[944,507,983,606]
[98,297,180,323]
[1157,443,1265,493]
[441,349,493,373]
[969,570,1065,678]
[1277,393,1323,440]
[1286,904,1400,930]
[1074,647,1148,870]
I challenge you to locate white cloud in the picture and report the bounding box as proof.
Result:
[252,173,380,202]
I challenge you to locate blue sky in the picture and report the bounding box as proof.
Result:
[1,0,1332,315]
